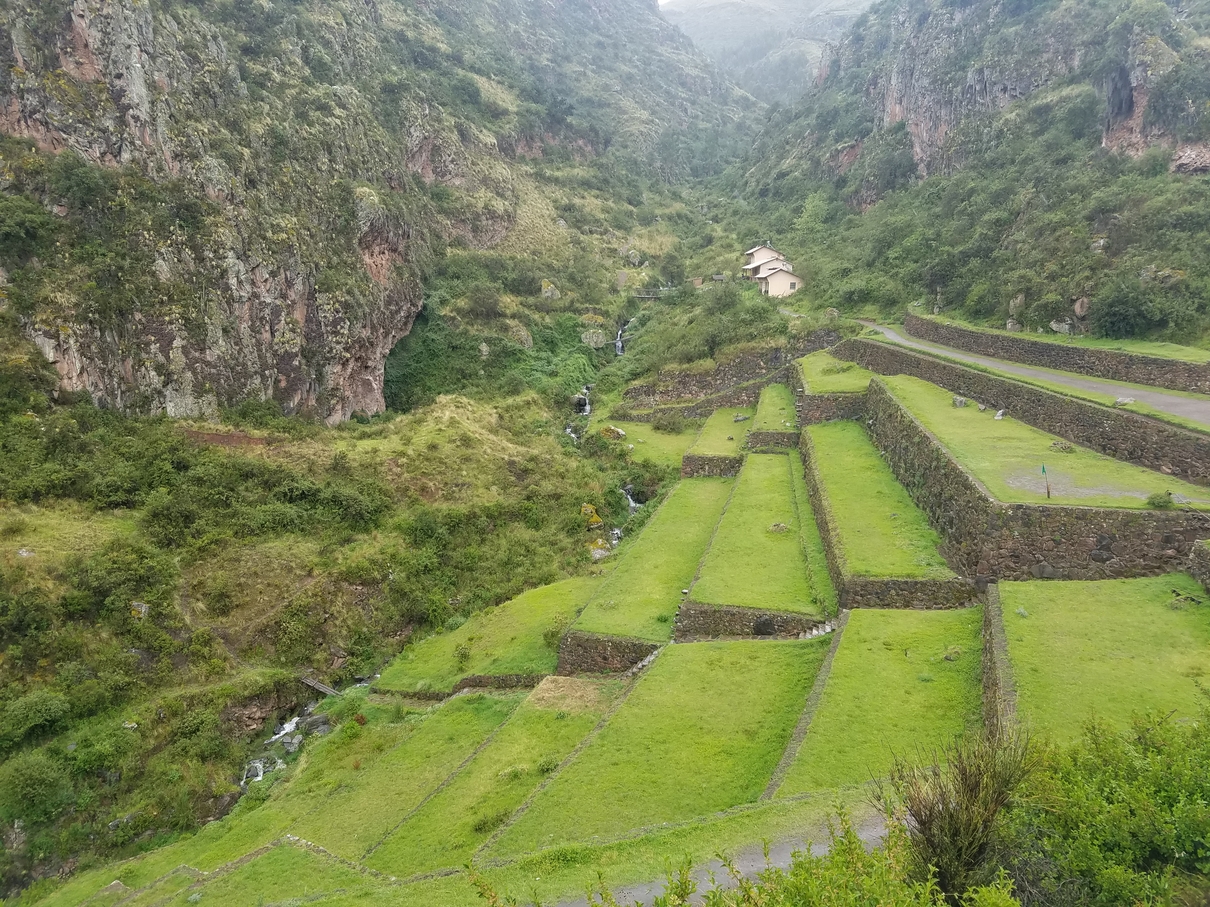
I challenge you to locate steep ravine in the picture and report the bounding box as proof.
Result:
[0,0,743,422]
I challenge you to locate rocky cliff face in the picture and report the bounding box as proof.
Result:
[0,0,742,421]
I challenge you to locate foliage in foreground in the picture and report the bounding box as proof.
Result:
[472,713,1209,907]
[473,814,1019,906]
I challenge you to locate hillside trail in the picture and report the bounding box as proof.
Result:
[860,322,1210,428]
[553,812,886,907]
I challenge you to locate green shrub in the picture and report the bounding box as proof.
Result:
[885,730,1042,900]
[0,689,70,752]
[1145,491,1175,509]
[0,751,75,824]
[650,410,688,434]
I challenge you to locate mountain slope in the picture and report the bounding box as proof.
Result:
[726,0,1210,341]
[661,0,871,103]
[0,0,745,423]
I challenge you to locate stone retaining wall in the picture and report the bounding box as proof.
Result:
[798,429,979,609]
[681,454,744,477]
[1189,540,1210,594]
[864,379,1210,581]
[372,673,546,701]
[798,392,867,425]
[673,603,830,640]
[833,338,1210,485]
[611,379,773,422]
[556,630,660,675]
[904,313,1210,395]
[981,585,1016,731]
[622,332,839,409]
[746,430,798,449]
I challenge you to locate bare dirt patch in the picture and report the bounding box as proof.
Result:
[527,676,612,713]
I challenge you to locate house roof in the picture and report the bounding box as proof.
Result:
[743,254,785,271]
[760,265,795,278]
[744,244,780,256]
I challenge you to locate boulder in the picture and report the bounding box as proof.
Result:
[952,396,967,408]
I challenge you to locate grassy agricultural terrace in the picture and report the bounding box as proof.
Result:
[807,422,953,579]
[1000,574,1210,740]
[375,577,604,693]
[872,333,1210,435]
[752,382,798,431]
[798,350,875,394]
[491,638,829,855]
[883,375,1210,508]
[686,406,752,456]
[573,477,733,641]
[691,453,820,615]
[586,416,703,468]
[776,608,982,795]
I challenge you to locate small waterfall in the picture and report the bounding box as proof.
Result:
[615,329,624,356]
[581,385,591,416]
[622,485,640,515]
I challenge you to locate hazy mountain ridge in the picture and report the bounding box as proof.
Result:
[661,0,872,103]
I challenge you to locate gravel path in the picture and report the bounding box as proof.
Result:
[861,322,1210,428]
[553,812,886,907]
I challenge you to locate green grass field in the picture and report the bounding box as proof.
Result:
[367,678,618,877]
[589,418,702,467]
[492,639,829,854]
[289,693,522,860]
[798,351,875,395]
[691,454,816,614]
[789,451,839,616]
[884,375,1210,509]
[376,577,603,693]
[574,478,733,641]
[778,608,982,795]
[1000,575,1210,740]
[807,422,953,579]
[752,383,797,431]
[687,407,752,455]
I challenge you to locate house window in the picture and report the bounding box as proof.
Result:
[789,282,797,290]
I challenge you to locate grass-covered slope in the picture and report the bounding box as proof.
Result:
[574,478,733,641]
[491,639,829,853]
[884,375,1210,508]
[286,694,522,860]
[692,454,817,614]
[687,408,753,456]
[1000,575,1210,739]
[366,678,618,877]
[807,422,953,579]
[375,577,604,693]
[752,383,798,431]
[778,608,982,794]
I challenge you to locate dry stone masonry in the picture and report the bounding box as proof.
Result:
[863,379,1210,581]
[798,430,980,609]
[674,603,832,639]
[556,630,660,675]
[680,454,744,478]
